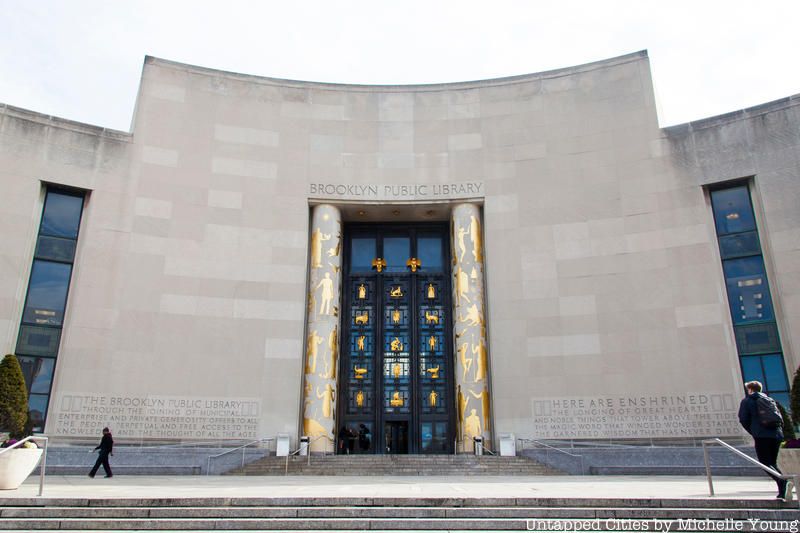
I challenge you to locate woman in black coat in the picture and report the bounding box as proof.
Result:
[88,427,114,478]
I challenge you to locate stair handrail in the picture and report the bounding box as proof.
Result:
[0,435,48,496]
[517,437,583,457]
[205,437,274,475]
[284,435,333,475]
[517,437,586,473]
[702,438,798,508]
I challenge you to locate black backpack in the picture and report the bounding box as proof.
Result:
[755,393,783,428]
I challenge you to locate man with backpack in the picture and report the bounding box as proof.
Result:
[738,381,786,499]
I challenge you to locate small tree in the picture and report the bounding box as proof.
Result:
[0,354,28,439]
[777,401,796,441]
[791,364,800,427]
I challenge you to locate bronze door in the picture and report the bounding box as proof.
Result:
[339,225,453,454]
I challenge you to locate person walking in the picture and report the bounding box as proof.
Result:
[738,381,786,499]
[88,427,114,478]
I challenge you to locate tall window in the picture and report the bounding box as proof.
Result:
[710,183,790,408]
[16,187,85,431]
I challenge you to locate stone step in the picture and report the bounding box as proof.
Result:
[0,509,797,531]
[0,496,797,532]
[1,505,797,519]
[36,465,202,476]
[230,454,562,476]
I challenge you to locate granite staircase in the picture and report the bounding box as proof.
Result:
[229,453,561,476]
[0,496,795,531]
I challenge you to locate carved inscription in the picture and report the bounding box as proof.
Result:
[531,393,742,439]
[309,181,484,201]
[52,394,260,439]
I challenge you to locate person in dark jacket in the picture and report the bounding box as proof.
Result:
[738,381,785,499]
[88,427,114,478]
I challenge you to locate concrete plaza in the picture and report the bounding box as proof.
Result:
[6,474,788,502]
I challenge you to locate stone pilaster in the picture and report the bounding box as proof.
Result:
[302,204,342,453]
[451,203,492,452]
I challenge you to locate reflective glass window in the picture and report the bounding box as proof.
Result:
[350,237,376,272]
[718,231,760,259]
[734,323,781,355]
[40,191,84,239]
[16,325,61,357]
[711,187,756,235]
[22,260,72,326]
[740,356,764,384]
[723,256,773,324]
[772,392,790,410]
[35,236,77,262]
[762,354,789,392]
[27,394,49,432]
[383,237,410,272]
[417,236,443,271]
[17,356,55,394]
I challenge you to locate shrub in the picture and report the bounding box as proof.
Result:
[777,401,796,441]
[0,354,29,439]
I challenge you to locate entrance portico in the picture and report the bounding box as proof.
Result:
[301,203,493,454]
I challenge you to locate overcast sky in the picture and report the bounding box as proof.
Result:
[1,0,798,132]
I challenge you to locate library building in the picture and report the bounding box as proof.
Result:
[1,51,798,456]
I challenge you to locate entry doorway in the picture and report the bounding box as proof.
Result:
[337,223,454,454]
[384,421,409,454]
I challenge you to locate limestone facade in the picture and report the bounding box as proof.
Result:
[0,51,798,446]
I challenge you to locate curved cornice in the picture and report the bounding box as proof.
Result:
[143,50,649,92]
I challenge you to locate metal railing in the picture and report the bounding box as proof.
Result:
[702,438,798,508]
[205,438,274,475]
[285,435,333,475]
[517,437,586,473]
[0,435,49,496]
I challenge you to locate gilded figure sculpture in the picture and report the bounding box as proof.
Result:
[428,335,437,351]
[390,286,403,297]
[354,366,367,379]
[426,365,440,379]
[392,309,401,323]
[457,226,468,262]
[429,390,438,407]
[464,408,482,440]
[390,337,403,352]
[470,387,491,433]
[427,283,436,299]
[315,272,335,315]
[470,215,482,262]
[390,391,404,407]
[303,416,327,438]
[424,311,439,324]
[356,390,364,407]
[458,341,472,381]
[472,334,487,382]
[392,363,402,379]
[316,384,335,419]
[310,227,331,268]
[406,257,421,272]
[458,304,482,326]
[457,385,468,438]
[371,257,386,272]
[321,327,338,379]
[306,330,323,374]
[454,266,470,305]
[358,284,366,299]
[354,312,369,325]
